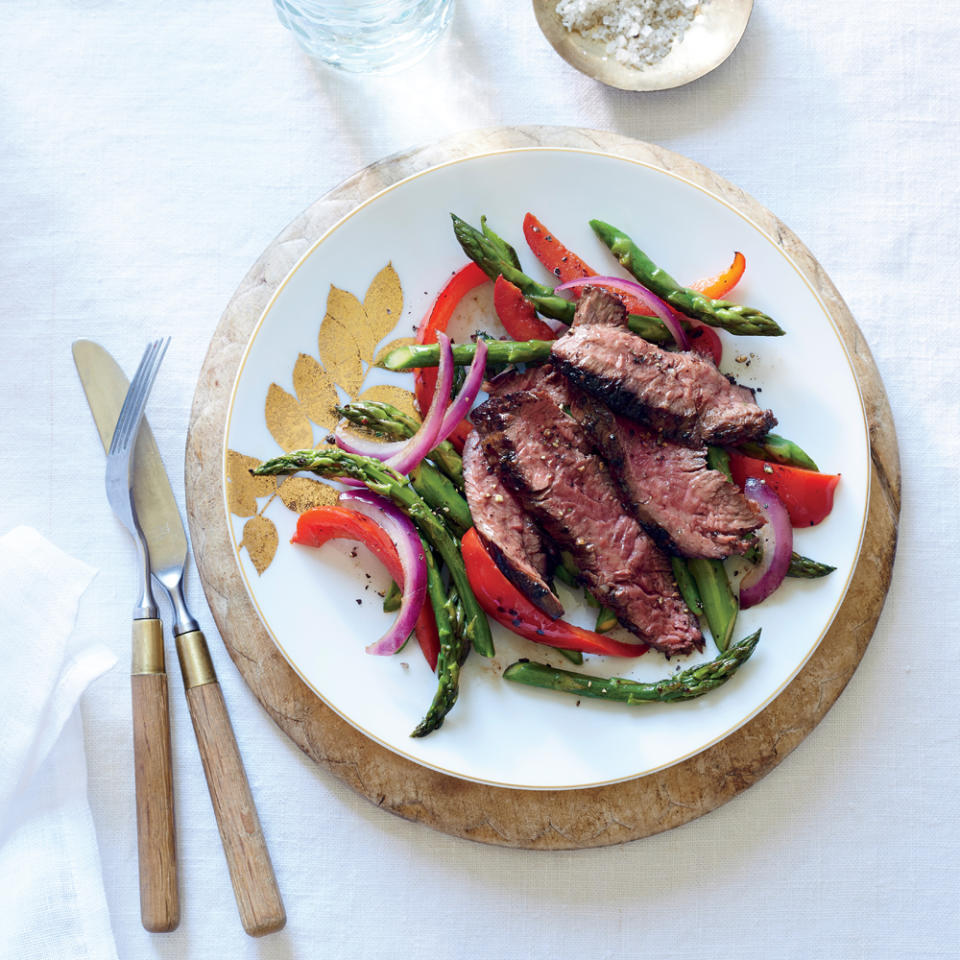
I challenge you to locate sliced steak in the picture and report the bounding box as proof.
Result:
[472,392,702,656]
[570,395,764,558]
[486,349,763,557]
[485,364,572,406]
[462,430,563,619]
[570,286,630,329]
[551,323,776,445]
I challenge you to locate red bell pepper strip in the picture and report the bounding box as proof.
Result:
[727,452,840,528]
[493,275,556,341]
[684,252,744,365]
[292,506,440,671]
[462,527,648,659]
[523,212,723,364]
[689,251,746,299]
[414,262,488,452]
[523,212,595,285]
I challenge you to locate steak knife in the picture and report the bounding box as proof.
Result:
[73,340,285,937]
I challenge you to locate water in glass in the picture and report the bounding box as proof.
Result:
[273,0,454,73]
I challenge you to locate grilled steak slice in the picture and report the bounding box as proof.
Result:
[462,430,563,619]
[472,392,702,656]
[486,364,572,405]
[487,354,762,557]
[570,395,764,558]
[551,323,776,445]
[570,286,630,329]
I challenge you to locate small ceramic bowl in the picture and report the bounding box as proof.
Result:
[533,0,754,91]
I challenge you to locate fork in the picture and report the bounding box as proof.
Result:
[106,337,179,932]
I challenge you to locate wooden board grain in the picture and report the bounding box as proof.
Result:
[185,127,900,849]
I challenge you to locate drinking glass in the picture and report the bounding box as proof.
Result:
[272,0,454,73]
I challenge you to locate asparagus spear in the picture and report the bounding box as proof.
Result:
[737,433,819,472]
[594,607,619,633]
[553,561,579,589]
[382,580,401,613]
[742,542,837,579]
[336,405,472,536]
[590,220,785,337]
[787,553,837,580]
[254,449,494,657]
[687,558,739,652]
[742,541,761,565]
[411,544,469,737]
[787,553,836,578]
[503,630,761,704]
[670,556,704,618]
[480,214,523,271]
[337,400,464,488]
[410,461,472,537]
[706,445,733,481]
[379,338,553,372]
[452,214,673,343]
[380,311,802,371]
[453,213,576,322]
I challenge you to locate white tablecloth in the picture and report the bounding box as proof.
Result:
[2,2,957,957]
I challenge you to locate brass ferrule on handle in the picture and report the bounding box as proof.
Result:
[175,630,217,689]
[132,618,165,675]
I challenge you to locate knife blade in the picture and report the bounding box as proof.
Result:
[73,340,188,578]
[72,340,285,938]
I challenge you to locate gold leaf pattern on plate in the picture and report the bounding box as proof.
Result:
[226,450,276,517]
[242,515,278,575]
[292,353,339,429]
[317,310,364,397]
[359,263,403,361]
[237,264,412,575]
[276,476,340,514]
[325,283,366,329]
[265,382,314,451]
[356,385,420,422]
[373,336,416,367]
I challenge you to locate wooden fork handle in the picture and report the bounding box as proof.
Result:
[131,618,179,932]
[176,629,285,937]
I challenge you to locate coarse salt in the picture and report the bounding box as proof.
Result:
[555,0,707,69]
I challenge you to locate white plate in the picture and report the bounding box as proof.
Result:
[224,148,869,790]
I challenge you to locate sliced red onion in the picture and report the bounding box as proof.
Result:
[739,478,793,609]
[336,334,486,477]
[540,316,568,335]
[555,275,691,351]
[333,424,405,459]
[339,490,427,656]
[333,332,454,472]
[385,330,453,474]
[437,337,487,440]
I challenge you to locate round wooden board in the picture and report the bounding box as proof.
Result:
[185,126,900,849]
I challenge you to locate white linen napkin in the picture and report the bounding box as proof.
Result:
[0,526,119,960]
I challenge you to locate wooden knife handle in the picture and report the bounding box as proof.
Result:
[176,630,285,937]
[131,618,179,932]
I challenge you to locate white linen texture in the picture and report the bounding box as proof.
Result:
[0,527,118,960]
[1,0,957,958]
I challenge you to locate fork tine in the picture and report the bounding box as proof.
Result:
[110,338,170,456]
[125,338,169,444]
[110,343,156,454]
[123,340,164,449]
